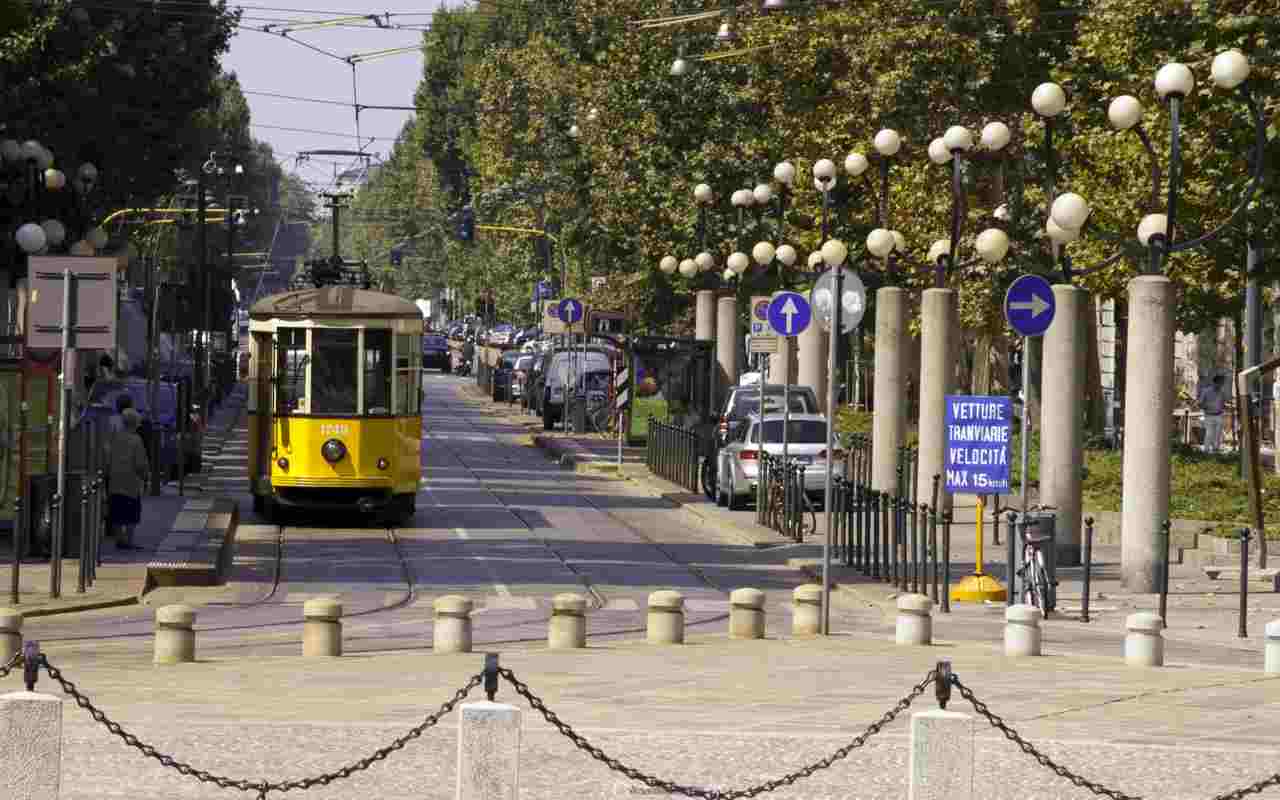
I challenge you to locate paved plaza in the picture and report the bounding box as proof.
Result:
[4,374,1280,800]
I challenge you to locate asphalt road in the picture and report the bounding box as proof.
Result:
[24,372,841,657]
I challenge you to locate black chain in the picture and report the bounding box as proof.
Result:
[954,675,1141,800]
[0,651,19,679]
[500,666,936,799]
[41,656,482,799]
[955,674,1280,800]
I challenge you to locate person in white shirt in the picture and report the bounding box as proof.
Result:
[1197,375,1227,453]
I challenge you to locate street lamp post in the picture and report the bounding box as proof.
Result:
[1077,50,1267,585]
[919,123,1011,515]
[818,237,849,635]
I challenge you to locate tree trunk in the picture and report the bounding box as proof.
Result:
[1084,295,1106,439]
[971,329,994,395]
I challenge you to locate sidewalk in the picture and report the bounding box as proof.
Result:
[0,382,248,616]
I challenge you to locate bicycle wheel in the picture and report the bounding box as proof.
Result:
[701,456,717,501]
[1034,552,1051,619]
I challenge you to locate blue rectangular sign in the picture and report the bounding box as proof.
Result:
[944,394,1012,494]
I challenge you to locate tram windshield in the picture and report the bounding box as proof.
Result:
[311,329,358,414]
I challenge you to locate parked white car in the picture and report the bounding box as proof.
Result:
[716,413,843,510]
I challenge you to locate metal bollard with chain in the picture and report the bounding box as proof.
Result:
[498,665,938,799]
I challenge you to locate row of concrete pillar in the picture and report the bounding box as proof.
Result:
[4,599,1275,670]
[700,274,1172,591]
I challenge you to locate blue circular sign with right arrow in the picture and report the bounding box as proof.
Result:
[1004,275,1056,338]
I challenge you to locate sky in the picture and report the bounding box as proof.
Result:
[222,0,449,196]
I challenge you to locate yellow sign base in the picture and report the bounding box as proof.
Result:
[949,572,1008,603]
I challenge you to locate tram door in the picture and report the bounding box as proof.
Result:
[249,331,274,494]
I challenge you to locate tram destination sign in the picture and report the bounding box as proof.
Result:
[943,394,1012,494]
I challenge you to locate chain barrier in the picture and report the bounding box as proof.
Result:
[953,672,1280,800]
[499,666,937,799]
[0,651,19,679]
[38,654,482,799]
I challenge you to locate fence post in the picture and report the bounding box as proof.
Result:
[907,690,974,800]
[457,656,521,800]
[1081,517,1094,623]
[1240,528,1251,640]
[1158,519,1171,625]
[941,512,952,614]
[9,496,20,606]
[929,504,939,604]
[1006,512,1019,607]
[0,681,63,800]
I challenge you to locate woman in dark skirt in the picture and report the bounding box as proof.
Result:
[106,408,149,550]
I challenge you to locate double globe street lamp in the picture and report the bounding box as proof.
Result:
[1040,49,1266,588]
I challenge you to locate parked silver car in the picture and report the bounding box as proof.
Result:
[715,413,843,510]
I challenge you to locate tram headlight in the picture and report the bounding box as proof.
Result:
[376,457,389,470]
[276,457,288,470]
[321,439,347,464]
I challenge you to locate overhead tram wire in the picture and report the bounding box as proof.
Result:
[245,90,418,112]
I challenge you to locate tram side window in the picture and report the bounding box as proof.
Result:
[312,329,358,415]
[394,334,421,415]
[364,329,392,416]
[278,328,307,413]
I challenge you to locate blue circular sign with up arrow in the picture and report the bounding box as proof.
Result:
[1004,275,1056,338]
[558,297,584,324]
[766,291,812,337]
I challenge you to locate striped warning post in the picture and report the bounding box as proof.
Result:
[614,366,630,412]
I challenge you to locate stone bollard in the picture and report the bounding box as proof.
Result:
[302,598,343,657]
[1267,620,1280,675]
[154,604,197,664]
[729,588,766,639]
[0,608,22,664]
[896,594,933,646]
[908,708,975,800]
[457,700,522,800]
[646,590,685,644]
[434,595,474,653]
[792,584,822,636]
[548,593,587,649]
[1003,604,1043,657]
[1124,611,1164,667]
[0,690,63,799]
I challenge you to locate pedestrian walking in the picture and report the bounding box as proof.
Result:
[108,392,134,434]
[106,407,149,550]
[1198,374,1227,453]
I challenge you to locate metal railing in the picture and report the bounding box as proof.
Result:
[8,419,110,605]
[645,418,701,493]
[756,452,813,542]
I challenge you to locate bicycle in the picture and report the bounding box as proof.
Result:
[765,462,817,539]
[1015,503,1058,618]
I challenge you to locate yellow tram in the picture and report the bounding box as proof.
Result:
[246,286,423,521]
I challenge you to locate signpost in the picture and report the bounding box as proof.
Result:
[27,256,118,598]
[767,292,812,479]
[945,394,1013,603]
[558,297,584,325]
[1004,274,1056,513]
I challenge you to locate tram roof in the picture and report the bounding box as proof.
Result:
[250,287,422,320]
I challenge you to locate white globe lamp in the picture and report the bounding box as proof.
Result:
[820,239,848,267]
[776,244,797,266]
[844,151,869,177]
[927,239,952,264]
[752,241,776,266]
[1108,96,1143,131]
[1050,192,1090,231]
[873,129,901,156]
[659,255,678,274]
[727,251,750,275]
[980,121,1010,151]
[1137,213,1169,247]
[866,229,894,259]
[16,223,47,254]
[695,252,716,272]
[678,258,698,277]
[1211,49,1250,90]
[974,228,1010,263]
[1154,63,1195,99]
[927,137,952,165]
[1031,82,1067,117]
[943,125,973,151]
